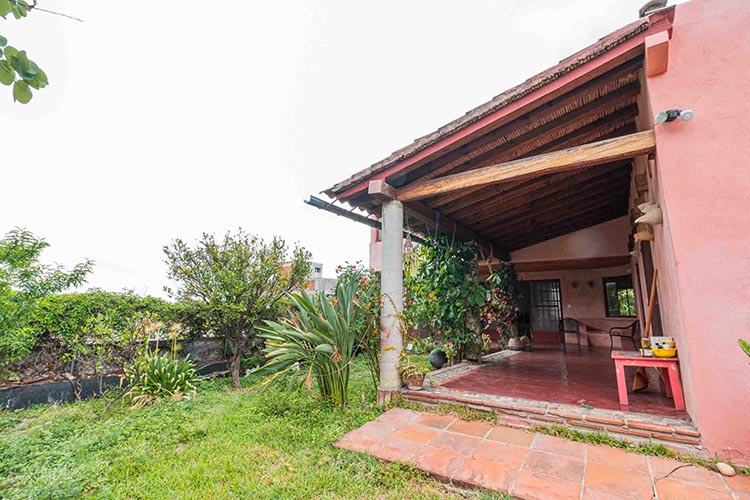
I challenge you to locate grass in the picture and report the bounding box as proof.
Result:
[0,359,507,500]
[393,397,498,425]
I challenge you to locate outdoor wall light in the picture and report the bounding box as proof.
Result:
[654,109,695,124]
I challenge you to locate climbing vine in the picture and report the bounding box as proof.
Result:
[404,234,485,359]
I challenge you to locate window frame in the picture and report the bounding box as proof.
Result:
[602,274,637,318]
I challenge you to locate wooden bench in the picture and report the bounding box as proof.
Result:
[611,351,685,411]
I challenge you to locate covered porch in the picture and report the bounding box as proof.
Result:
[439,345,686,419]
[317,8,691,440]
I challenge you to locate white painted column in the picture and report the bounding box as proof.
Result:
[378,199,404,401]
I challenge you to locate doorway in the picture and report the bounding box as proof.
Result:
[528,280,562,343]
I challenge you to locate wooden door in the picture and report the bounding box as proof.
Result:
[529,280,562,342]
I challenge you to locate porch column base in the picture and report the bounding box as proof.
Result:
[377,388,400,406]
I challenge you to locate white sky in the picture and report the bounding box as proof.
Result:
[1,0,684,298]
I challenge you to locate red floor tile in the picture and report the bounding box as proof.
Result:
[473,440,529,467]
[413,413,455,430]
[655,477,733,500]
[512,469,583,500]
[391,425,440,445]
[532,434,587,460]
[446,419,493,438]
[584,462,655,499]
[411,445,467,481]
[453,457,519,492]
[523,450,585,483]
[429,431,481,456]
[724,473,750,493]
[587,445,649,474]
[440,345,688,418]
[486,425,535,447]
[649,457,727,491]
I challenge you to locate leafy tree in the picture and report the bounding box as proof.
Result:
[0,1,49,103]
[0,228,92,366]
[163,230,310,388]
[404,235,485,361]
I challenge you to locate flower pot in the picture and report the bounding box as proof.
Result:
[508,337,524,350]
[405,373,425,390]
[429,349,448,369]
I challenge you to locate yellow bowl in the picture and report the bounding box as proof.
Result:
[652,347,677,358]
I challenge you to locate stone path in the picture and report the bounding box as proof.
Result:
[336,408,750,500]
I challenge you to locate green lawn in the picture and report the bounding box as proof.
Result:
[0,360,504,500]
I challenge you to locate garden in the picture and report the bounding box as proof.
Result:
[0,227,519,499]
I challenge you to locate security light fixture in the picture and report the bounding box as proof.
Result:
[654,109,695,124]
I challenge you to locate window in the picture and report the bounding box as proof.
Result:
[603,275,636,317]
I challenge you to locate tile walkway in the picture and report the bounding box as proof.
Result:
[336,408,750,500]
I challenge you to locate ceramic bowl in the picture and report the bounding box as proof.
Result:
[652,347,677,358]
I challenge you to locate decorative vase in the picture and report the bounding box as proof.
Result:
[429,349,448,369]
[508,337,524,350]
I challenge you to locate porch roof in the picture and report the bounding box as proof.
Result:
[320,8,675,259]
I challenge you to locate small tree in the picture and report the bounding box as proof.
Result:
[0,228,92,366]
[404,235,485,361]
[482,262,521,347]
[163,230,310,388]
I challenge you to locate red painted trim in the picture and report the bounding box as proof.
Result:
[339,15,673,202]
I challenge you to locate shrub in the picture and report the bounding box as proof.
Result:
[335,262,381,390]
[125,349,199,407]
[258,274,363,406]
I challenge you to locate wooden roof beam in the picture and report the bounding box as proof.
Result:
[368,180,509,261]
[396,130,655,202]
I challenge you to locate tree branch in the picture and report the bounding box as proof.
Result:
[27,1,84,23]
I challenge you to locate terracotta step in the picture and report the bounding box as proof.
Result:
[401,388,704,455]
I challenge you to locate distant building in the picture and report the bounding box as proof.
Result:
[283,261,337,295]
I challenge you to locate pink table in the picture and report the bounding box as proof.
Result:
[611,351,685,411]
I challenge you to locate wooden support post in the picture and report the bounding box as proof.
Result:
[378,199,404,401]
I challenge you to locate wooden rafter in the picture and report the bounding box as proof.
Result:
[483,184,629,237]
[388,60,643,187]
[396,130,655,202]
[470,168,631,232]
[368,180,508,260]
[424,109,639,210]
[414,80,640,186]
[447,161,629,224]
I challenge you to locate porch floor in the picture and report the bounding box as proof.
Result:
[440,344,688,419]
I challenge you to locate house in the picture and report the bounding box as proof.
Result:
[282,261,337,295]
[314,0,750,463]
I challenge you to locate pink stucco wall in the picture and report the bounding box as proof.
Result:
[512,217,636,345]
[646,0,750,463]
[511,217,630,262]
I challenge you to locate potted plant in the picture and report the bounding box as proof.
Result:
[401,362,428,390]
[482,263,522,350]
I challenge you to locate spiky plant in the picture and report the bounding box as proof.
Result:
[125,350,199,407]
[257,275,361,406]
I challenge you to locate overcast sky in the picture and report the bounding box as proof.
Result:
[1,0,684,297]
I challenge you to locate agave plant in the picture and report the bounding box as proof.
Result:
[125,350,199,408]
[257,275,361,406]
